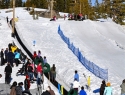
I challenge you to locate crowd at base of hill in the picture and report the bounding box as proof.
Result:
[1,42,125,95]
[0,43,56,95]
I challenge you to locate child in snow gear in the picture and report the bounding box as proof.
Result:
[104,82,112,95]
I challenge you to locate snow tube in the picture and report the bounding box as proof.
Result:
[43,63,50,73]
[93,88,100,93]
[68,89,77,95]
[34,57,43,65]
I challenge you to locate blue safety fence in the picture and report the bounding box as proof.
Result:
[58,25,108,80]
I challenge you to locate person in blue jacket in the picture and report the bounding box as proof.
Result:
[79,86,87,95]
[104,82,113,95]
[14,49,20,66]
[74,70,79,82]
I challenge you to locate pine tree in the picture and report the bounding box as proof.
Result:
[54,0,65,12]
[39,0,48,9]
[64,0,70,13]
[15,0,22,7]
[25,0,31,8]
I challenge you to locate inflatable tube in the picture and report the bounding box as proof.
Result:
[68,89,77,95]
[43,63,50,73]
[34,57,43,65]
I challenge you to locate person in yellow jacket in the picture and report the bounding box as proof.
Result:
[87,76,91,87]
[11,46,17,53]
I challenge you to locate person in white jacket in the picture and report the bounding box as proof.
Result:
[73,78,80,93]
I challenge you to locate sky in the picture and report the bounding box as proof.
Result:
[0,7,125,95]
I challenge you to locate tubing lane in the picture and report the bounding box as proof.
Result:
[14,27,68,95]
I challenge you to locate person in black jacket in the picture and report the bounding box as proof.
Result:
[7,49,15,67]
[4,48,8,63]
[0,49,4,66]
[100,80,106,95]
[4,63,12,84]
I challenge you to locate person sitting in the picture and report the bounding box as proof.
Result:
[50,16,56,21]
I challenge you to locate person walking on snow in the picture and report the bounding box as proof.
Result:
[120,79,125,95]
[74,70,79,82]
[104,82,112,95]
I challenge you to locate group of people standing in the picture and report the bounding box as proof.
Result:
[0,43,20,67]
[100,79,125,95]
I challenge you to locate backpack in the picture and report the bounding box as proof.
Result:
[27,66,33,72]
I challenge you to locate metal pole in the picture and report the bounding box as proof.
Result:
[12,0,15,34]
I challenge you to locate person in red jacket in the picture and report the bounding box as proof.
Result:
[37,62,44,85]
[24,75,30,91]
[37,62,42,74]
[33,51,37,59]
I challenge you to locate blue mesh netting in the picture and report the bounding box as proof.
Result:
[58,25,108,80]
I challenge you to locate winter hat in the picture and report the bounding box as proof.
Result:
[107,82,111,86]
